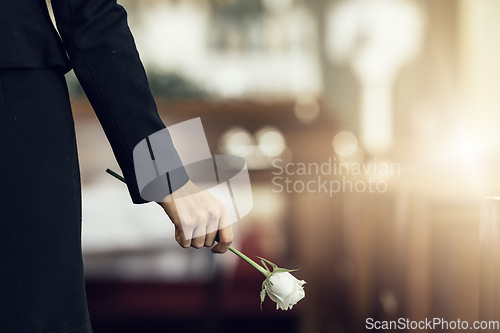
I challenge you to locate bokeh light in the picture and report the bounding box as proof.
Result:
[332,130,358,157]
[294,96,320,124]
[220,127,256,157]
[256,127,286,157]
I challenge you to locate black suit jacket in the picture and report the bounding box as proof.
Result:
[0,0,188,203]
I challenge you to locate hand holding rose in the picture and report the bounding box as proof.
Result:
[106,169,306,310]
[158,180,233,253]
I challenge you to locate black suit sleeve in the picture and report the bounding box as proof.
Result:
[50,0,189,204]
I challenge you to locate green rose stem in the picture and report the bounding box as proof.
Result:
[228,246,270,277]
[105,168,270,278]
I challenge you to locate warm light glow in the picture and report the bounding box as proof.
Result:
[332,131,358,157]
[220,127,255,157]
[456,137,482,161]
[257,127,286,157]
[294,97,320,124]
[445,131,488,172]
[327,0,425,154]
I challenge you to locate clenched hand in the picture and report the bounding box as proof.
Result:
[158,180,233,253]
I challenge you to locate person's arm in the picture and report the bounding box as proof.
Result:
[51,0,182,204]
[50,0,232,251]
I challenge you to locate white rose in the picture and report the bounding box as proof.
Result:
[262,271,306,310]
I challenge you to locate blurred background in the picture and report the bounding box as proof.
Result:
[66,0,500,332]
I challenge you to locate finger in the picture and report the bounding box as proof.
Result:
[162,199,190,248]
[204,230,217,247]
[191,227,206,249]
[211,226,232,253]
[204,221,218,247]
[211,216,233,254]
[175,226,191,248]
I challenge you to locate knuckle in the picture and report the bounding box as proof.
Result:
[207,208,219,221]
[179,242,190,248]
[195,211,209,224]
[221,238,233,246]
[219,204,228,214]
